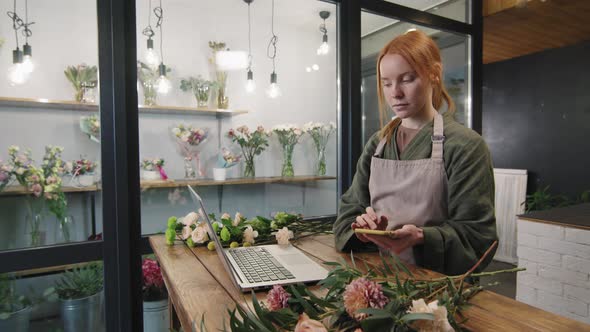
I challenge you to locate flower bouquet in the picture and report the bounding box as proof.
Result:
[64,158,97,187]
[80,114,100,143]
[41,146,72,243]
[227,125,270,178]
[142,258,167,301]
[0,160,14,192]
[273,124,304,177]
[206,241,522,332]
[171,124,209,178]
[165,210,332,249]
[213,148,241,181]
[140,158,168,181]
[64,64,98,103]
[179,76,217,108]
[303,121,336,176]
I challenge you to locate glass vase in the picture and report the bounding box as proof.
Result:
[195,86,210,108]
[81,83,96,103]
[316,146,327,176]
[216,71,229,109]
[184,158,196,179]
[243,158,255,178]
[55,215,75,243]
[143,81,158,106]
[281,145,295,177]
[25,198,45,247]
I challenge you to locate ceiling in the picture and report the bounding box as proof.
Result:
[483,0,590,63]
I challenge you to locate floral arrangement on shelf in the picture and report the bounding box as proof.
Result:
[209,41,229,109]
[80,114,100,143]
[204,241,522,332]
[138,61,170,106]
[0,160,14,191]
[217,147,241,169]
[180,76,217,108]
[171,124,209,178]
[165,211,332,249]
[272,124,304,177]
[140,158,168,181]
[142,258,167,302]
[227,125,270,178]
[65,158,97,176]
[64,63,98,103]
[303,122,336,176]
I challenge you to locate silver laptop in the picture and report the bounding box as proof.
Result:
[187,185,329,292]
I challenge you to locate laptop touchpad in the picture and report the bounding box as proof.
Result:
[279,254,311,265]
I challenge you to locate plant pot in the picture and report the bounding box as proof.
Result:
[77,174,95,187]
[0,306,31,332]
[143,299,170,332]
[213,168,227,181]
[61,291,103,332]
[142,170,161,181]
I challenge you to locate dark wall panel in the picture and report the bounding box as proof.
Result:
[483,41,590,197]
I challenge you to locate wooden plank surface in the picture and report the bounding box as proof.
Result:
[151,234,590,331]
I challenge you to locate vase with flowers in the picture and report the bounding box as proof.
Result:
[65,158,97,187]
[79,115,100,143]
[227,125,269,178]
[142,258,169,332]
[303,121,336,176]
[273,124,304,177]
[171,124,209,178]
[64,64,98,103]
[180,76,217,108]
[209,41,229,109]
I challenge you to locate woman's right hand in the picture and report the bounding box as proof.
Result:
[351,207,388,242]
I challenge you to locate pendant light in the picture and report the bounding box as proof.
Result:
[7,0,33,85]
[265,0,281,98]
[21,0,34,74]
[244,0,256,93]
[154,0,171,95]
[316,11,330,55]
[142,0,160,68]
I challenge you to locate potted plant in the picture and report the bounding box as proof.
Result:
[142,258,169,332]
[0,275,32,332]
[64,64,98,103]
[140,158,167,181]
[180,76,217,107]
[65,158,97,187]
[53,263,103,332]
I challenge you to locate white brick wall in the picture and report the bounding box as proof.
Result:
[516,218,590,325]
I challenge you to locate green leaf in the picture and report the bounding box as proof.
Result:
[400,312,435,322]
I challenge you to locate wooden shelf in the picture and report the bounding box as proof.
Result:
[0,176,337,196]
[0,96,248,117]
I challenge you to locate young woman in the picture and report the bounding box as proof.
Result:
[333,30,497,276]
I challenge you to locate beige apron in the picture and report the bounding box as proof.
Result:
[368,112,448,264]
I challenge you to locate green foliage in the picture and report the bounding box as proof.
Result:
[54,263,103,300]
[525,186,589,212]
[0,275,31,320]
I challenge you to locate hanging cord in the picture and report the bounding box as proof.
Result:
[7,0,33,49]
[266,0,277,72]
[247,3,252,70]
[142,0,155,39]
[319,18,327,35]
[24,0,33,43]
[154,0,164,63]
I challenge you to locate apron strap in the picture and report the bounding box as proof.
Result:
[373,138,388,157]
[431,112,444,160]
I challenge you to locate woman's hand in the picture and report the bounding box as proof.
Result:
[351,207,386,243]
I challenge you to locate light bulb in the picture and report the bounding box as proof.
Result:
[145,49,160,68]
[305,67,311,73]
[312,64,320,71]
[22,55,35,74]
[7,63,29,86]
[317,42,329,55]
[266,72,281,98]
[245,70,256,93]
[156,75,171,94]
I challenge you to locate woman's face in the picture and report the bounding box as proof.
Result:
[379,53,432,119]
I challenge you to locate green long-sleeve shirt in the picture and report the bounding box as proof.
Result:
[334,112,498,276]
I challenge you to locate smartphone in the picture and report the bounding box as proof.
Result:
[354,229,398,238]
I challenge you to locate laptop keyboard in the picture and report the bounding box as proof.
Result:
[229,247,296,283]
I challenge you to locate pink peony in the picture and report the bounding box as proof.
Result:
[266,285,290,311]
[294,313,328,332]
[343,277,389,321]
[142,258,164,289]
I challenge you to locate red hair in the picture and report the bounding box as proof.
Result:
[377,30,455,140]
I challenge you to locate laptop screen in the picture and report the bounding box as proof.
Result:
[186,185,241,289]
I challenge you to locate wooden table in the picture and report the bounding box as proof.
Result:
[150,234,590,331]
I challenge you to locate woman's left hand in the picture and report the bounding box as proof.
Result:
[365,224,424,254]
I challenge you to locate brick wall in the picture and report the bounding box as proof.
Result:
[516,219,590,324]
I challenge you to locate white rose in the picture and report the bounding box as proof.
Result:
[232,212,243,226]
[243,226,259,244]
[275,227,294,245]
[191,224,209,244]
[16,167,25,175]
[407,299,454,332]
[183,212,199,226]
[181,225,192,240]
[172,127,181,136]
[221,213,231,220]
